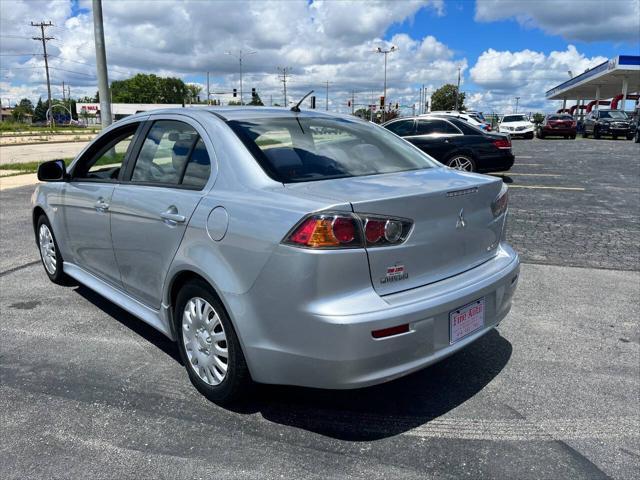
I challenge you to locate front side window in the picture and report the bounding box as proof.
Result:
[130,120,210,188]
[72,124,138,181]
[228,116,437,183]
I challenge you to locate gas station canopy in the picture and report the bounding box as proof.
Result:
[546,55,640,101]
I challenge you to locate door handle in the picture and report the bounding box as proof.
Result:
[95,199,110,212]
[160,206,186,225]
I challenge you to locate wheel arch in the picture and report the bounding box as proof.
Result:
[32,206,47,241]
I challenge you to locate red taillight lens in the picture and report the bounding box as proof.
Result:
[332,217,355,243]
[493,138,511,149]
[486,125,492,131]
[492,187,509,217]
[284,212,412,249]
[365,219,385,244]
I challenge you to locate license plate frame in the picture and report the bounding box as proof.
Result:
[449,297,485,345]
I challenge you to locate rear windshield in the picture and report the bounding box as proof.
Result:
[228,116,438,183]
[548,115,573,120]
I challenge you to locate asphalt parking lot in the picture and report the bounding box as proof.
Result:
[1,138,639,479]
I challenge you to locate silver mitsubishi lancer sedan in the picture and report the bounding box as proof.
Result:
[32,107,519,404]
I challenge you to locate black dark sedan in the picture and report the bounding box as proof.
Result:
[383,116,514,173]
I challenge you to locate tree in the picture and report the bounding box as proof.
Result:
[33,98,47,122]
[111,74,188,104]
[430,84,466,111]
[532,112,545,124]
[11,98,34,122]
[186,84,202,104]
[248,91,264,106]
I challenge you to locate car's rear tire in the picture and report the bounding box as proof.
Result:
[570,134,576,139]
[594,127,601,139]
[612,135,617,140]
[175,279,252,405]
[445,154,476,172]
[36,215,68,285]
[635,130,640,143]
[582,130,589,138]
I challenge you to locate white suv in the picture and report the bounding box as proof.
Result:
[498,114,534,139]
[421,111,489,130]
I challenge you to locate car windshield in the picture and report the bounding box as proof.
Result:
[502,115,528,122]
[599,111,628,119]
[228,116,438,183]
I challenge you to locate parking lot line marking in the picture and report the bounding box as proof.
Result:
[492,173,561,177]
[508,185,585,191]
[517,156,534,158]
[514,163,542,166]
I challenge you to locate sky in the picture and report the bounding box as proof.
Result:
[0,0,638,114]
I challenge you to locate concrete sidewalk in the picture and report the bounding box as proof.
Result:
[0,141,88,165]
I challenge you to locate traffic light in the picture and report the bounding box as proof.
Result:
[347,100,351,107]
[395,102,399,110]
[380,96,385,108]
[251,88,256,99]
[310,96,316,109]
[232,88,237,97]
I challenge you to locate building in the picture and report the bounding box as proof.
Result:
[546,55,640,117]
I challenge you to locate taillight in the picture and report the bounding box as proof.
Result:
[493,138,511,149]
[486,125,492,131]
[284,212,412,249]
[491,185,509,218]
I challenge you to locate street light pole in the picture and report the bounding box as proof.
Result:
[375,45,397,122]
[225,49,256,105]
[515,96,520,113]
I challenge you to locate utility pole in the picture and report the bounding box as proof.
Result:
[92,0,112,127]
[351,90,355,115]
[325,81,330,111]
[62,81,66,103]
[225,50,256,105]
[206,72,210,105]
[375,45,397,122]
[454,67,461,111]
[515,96,520,113]
[31,21,54,125]
[278,67,291,106]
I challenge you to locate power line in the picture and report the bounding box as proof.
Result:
[31,20,54,124]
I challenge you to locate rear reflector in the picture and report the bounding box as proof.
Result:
[372,323,410,339]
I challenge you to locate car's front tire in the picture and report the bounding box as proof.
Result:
[36,215,68,285]
[175,279,252,405]
[525,132,534,139]
[635,130,640,143]
[594,127,601,139]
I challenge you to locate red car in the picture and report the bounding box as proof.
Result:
[536,114,577,139]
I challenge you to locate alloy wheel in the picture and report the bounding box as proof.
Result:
[448,156,474,172]
[181,297,228,386]
[39,224,57,275]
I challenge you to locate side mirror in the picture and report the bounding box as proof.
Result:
[37,159,67,182]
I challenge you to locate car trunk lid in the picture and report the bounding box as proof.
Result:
[285,168,505,295]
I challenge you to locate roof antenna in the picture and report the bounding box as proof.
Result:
[291,90,314,112]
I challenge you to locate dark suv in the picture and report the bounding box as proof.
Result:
[583,109,633,140]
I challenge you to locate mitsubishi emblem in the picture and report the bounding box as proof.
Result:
[456,208,466,229]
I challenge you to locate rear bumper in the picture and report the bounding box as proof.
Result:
[541,127,576,136]
[234,243,520,389]
[477,152,515,173]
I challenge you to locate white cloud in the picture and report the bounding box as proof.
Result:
[475,0,640,43]
[468,45,608,112]
[0,0,457,112]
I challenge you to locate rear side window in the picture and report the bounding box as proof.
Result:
[130,120,211,189]
[416,119,460,135]
[447,118,484,135]
[385,120,415,136]
[228,116,437,183]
